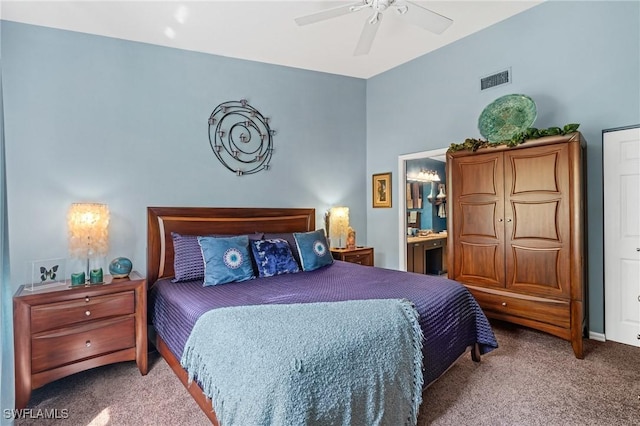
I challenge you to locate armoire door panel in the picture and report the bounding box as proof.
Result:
[510,151,561,194]
[510,246,566,295]
[458,158,501,196]
[458,242,503,286]
[506,144,568,197]
[511,200,560,241]
[506,245,570,296]
[460,202,499,238]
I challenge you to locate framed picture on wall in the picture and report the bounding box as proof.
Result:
[372,172,392,208]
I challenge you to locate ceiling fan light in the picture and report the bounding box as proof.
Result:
[295,0,453,56]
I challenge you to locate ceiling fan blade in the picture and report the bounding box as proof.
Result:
[402,1,453,34]
[353,13,382,56]
[295,2,363,26]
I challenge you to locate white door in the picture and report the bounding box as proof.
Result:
[604,126,640,347]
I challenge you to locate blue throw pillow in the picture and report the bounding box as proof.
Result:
[293,229,334,272]
[250,238,300,278]
[172,232,263,282]
[198,235,255,286]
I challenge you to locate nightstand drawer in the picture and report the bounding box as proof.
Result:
[331,247,375,266]
[342,252,373,265]
[31,316,135,373]
[31,291,135,334]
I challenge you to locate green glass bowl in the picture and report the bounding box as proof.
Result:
[478,94,537,142]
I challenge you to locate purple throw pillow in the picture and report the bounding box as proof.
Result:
[171,232,263,282]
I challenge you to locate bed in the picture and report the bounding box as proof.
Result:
[147,207,498,425]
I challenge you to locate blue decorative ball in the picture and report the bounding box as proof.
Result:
[109,257,132,278]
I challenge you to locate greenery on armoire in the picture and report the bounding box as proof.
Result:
[448,123,580,153]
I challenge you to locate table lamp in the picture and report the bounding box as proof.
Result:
[67,203,109,284]
[329,206,349,249]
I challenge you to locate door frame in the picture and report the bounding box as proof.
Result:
[397,147,448,270]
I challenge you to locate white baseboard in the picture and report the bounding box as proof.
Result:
[589,331,606,342]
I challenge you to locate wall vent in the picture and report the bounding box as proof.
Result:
[480,68,511,91]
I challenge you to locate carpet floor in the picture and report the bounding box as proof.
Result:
[16,320,640,425]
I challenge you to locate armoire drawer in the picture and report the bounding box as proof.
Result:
[31,315,135,373]
[466,287,571,329]
[30,291,134,334]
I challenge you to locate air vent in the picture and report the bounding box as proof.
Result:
[480,68,511,91]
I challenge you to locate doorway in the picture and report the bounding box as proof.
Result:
[397,147,448,271]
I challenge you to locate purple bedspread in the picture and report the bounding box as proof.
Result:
[149,261,498,386]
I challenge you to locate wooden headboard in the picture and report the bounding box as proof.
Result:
[146,207,316,285]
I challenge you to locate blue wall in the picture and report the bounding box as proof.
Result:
[2,1,638,335]
[366,1,640,334]
[1,22,367,289]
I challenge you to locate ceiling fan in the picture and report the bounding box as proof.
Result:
[295,0,453,56]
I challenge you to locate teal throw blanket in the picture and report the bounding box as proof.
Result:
[180,299,424,426]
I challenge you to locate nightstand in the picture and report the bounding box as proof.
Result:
[13,271,147,409]
[331,247,375,266]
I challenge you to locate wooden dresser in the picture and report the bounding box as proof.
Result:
[447,132,586,358]
[13,272,148,408]
[331,247,374,266]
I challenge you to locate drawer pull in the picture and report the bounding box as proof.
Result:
[86,340,91,348]
[501,302,507,307]
[85,310,91,316]
[85,297,90,302]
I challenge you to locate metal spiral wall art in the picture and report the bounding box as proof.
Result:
[207,99,276,176]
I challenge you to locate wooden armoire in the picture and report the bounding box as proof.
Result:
[446,132,586,358]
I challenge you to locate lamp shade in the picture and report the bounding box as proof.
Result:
[329,206,349,248]
[67,203,110,258]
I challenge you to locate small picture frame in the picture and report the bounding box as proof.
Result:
[26,257,67,292]
[372,172,392,208]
